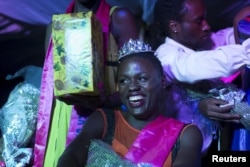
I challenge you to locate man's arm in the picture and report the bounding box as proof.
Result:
[157,41,250,84]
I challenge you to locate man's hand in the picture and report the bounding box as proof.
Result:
[198,97,241,123]
[56,83,107,116]
[57,94,105,115]
[56,83,122,116]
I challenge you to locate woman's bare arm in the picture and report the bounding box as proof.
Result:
[172,125,203,167]
[57,110,105,167]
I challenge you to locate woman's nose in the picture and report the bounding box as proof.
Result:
[128,79,140,91]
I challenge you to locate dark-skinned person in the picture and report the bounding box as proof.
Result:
[57,39,203,167]
[153,0,250,157]
[33,0,139,166]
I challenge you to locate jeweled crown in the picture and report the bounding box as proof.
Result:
[117,39,153,60]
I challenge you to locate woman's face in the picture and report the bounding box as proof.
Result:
[117,56,163,120]
[176,0,211,50]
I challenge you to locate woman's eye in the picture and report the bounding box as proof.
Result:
[119,78,129,84]
[139,76,148,82]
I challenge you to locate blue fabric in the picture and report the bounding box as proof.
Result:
[231,86,250,151]
[121,104,127,112]
[238,15,250,44]
[231,124,250,151]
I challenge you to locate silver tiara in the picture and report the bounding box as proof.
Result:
[117,39,153,60]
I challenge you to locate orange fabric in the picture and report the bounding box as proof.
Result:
[98,109,173,166]
[111,110,172,167]
[164,153,172,167]
[112,111,139,156]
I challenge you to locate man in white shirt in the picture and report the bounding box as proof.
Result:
[154,3,250,84]
[154,0,249,157]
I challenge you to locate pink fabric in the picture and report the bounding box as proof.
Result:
[65,107,87,146]
[33,39,54,167]
[95,0,110,34]
[220,71,241,83]
[125,116,185,166]
[95,0,110,60]
[66,1,75,13]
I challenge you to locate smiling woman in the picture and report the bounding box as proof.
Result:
[117,43,163,121]
[57,39,203,167]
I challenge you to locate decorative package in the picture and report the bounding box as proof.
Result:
[209,86,250,130]
[52,12,104,96]
[87,140,151,167]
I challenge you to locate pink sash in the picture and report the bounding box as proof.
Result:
[65,107,87,147]
[125,116,185,166]
[33,39,54,167]
[33,40,87,166]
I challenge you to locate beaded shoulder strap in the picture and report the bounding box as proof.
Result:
[99,108,116,145]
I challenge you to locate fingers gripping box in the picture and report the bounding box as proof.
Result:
[52,12,104,96]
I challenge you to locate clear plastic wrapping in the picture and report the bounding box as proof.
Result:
[0,83,40,167]
[166,79,249,153]
[209,86,250,130]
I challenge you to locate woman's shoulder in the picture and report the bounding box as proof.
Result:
[181,124,202,139]
[179,124,203,151]
[81,109,108,137]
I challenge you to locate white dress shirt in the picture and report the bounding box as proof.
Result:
[156,27,250,154]
[156,27,250,85]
